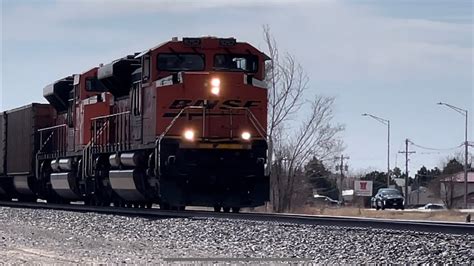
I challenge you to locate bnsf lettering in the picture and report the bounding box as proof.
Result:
[194,100,219,109]
[221,100,241,109]
[169,99,193,109]
[244,100,260,108]
[168,99,261,110]
[164,99,262,117]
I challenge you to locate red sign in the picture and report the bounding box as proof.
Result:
[354,180,373,196]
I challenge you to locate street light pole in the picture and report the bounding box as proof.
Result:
[387,120,390,187]
[438,102,469,209]
[362,113,391,187]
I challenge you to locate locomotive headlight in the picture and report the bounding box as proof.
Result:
[183,129,195,141]
[241,131,251,140]
[210,78,220,96]
[211,86,220,96]
[211,78,220,87]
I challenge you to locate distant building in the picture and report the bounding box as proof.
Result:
[408,186,442,207]
[342,189,354,202]
[440,171,474,209]
[392,177,405,188]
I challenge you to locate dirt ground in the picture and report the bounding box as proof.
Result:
[0,248,84,264]
[291,206,472,222]
[248,204,473,223]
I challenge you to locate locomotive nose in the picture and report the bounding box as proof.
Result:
[156,71,266,140]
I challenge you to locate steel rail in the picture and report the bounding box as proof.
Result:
[0,201,472,235]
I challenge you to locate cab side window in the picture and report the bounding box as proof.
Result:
[213,54,258,72]
[142,54,151,82]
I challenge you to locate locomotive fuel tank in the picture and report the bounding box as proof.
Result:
[50,172,82,200]
[109,169,147,202]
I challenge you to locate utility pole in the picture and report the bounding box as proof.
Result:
[335,155,350,202]
[387,120,390,187]
[415,174,420,205]
[464,111,469,209]
[399,139,415,207]
[417,174,420,205]
[438,102,469,208]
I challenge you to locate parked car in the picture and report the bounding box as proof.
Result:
[313,195,341,207]
[370,196,377,208]
[371,188,393,208]
[418,203,446,210]
[373,188,404,210]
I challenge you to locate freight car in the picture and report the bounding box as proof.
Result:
[0,37,270,212]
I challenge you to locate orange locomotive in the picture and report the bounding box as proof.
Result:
[0,37,270,212]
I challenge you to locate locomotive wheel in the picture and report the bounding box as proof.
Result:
[231,207,240,213]
[222,207,230,213]
[20,197,37,203]
[168,205,183,211]
[213,206,222,212]
[146,203,153,209]
[86,197,104,206]
[48,197,68,205]
[160,202,170,210]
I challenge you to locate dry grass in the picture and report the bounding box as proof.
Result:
[290,205,471,222]
[247,203,470,222]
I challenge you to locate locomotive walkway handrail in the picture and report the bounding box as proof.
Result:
[82,110,133,179]
[154,106,199,177]
[227,106,267,139]
[90,111,131,152]
[154,106,267,177]
[37,124,68,155]
[36,124,68,179]
[90,111,131,121]
[83,114,119,178]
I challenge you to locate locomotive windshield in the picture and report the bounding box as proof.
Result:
[214,54,258,72]
[157,53,204,71]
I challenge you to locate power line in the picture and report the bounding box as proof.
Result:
[409,140,463,151]
[417,151,445,155]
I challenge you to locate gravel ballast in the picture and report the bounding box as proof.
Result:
[0,207,471,264]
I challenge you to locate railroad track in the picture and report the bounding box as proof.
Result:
[0,201,472,235]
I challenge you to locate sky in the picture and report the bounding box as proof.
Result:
[1,0,473,176]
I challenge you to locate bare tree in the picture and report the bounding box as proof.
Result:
[440,175,455,209]
[263,26,344,212]
[264,25,306,166]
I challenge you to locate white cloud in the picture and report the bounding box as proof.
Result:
[3,1,471,86]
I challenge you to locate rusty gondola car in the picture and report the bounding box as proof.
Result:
[0,37,270,212]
